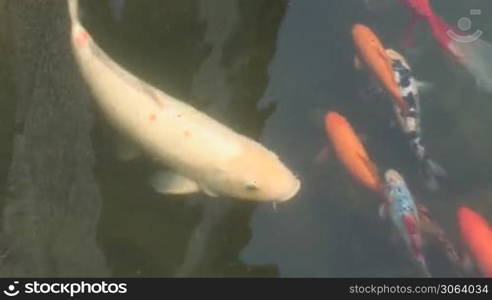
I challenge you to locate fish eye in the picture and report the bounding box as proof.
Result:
[245,181,258,191]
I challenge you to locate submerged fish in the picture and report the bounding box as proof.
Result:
[352,24,409,113]
[385,49,446,190]
[67,0,300,202]
[457,206,492,277]
[382,169,431,277]
[417,203,463,276]
[401,0,492,93]
[324,112,382,194]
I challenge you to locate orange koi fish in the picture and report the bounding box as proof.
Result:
[457,206,492,277]
[324,112,382,194]
[352,24,408,113]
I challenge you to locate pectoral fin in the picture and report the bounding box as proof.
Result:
[150,171,200,195]
[384,48,399,60]
[415,80,433,93]
[378,203,388,219]
[460,251,477,276]
[200,185,218,197]
[115,135,142,161]
[354,55,364,70]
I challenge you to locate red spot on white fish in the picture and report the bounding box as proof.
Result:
[148,114,156,122]
[74,30,90,48]
[184,131,191,137]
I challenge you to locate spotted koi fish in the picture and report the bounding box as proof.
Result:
[385,49,446,190]
[382,169,431,277]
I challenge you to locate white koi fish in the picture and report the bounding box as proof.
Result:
[67,0,300,202]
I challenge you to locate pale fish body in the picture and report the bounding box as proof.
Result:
[67,0,300,202]
[383,169,431,277]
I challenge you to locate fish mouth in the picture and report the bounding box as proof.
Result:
[278,178,301,202]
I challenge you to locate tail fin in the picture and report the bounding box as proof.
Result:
[67,0,80,24]
[421,157,446,190]
[449,38,492,94]
[425,14,458,57]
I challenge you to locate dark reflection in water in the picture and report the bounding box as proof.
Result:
[0,0,108,277]
[83,0,287,277]
[0,0,491,277]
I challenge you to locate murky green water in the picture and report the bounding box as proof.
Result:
[1,0,492,277]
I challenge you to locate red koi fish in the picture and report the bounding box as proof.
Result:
[401,0,492,93]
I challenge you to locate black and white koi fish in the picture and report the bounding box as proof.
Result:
[385,49,446,190]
